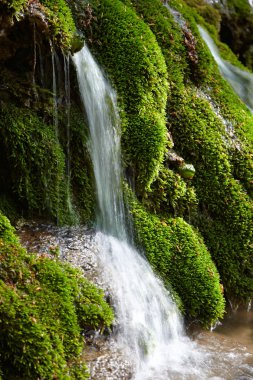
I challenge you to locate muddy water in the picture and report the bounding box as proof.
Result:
[195,310,253,379]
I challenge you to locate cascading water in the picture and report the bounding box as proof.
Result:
[198,25,253,112]
[72,45,210,379]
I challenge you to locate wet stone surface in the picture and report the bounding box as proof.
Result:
[17,222,134,380]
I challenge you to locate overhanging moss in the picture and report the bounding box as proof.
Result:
[40,0,76,49]
[0,0,27,14]
[1,0,76,50]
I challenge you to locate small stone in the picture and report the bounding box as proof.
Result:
[178,163,196,179]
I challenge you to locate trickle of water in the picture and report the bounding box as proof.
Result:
[32,22,38,99]
[49,41,61,224]
[198,25,253,112]
[64,54,71,179]
[50,41,59,134]
[63,53,76,220]
[73,45,210,379]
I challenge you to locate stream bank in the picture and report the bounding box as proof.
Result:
[17,223,253,380]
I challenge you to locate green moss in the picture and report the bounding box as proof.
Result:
[0,213,18,244]
[0,0,75,49]
[129,196,225,327]
[80,0,169,192]
[0,0,27,14]
[120,0,188,92]
[40,0,76,49]
[0,103,73,224]
[0,212,113,379]
[183,0,221,29]
[143,167,197,219]
[67,106,95,224]
[169,88,253,301]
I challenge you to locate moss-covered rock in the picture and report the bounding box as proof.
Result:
[0,103,73,224]
[40,0,76,49]
[0,0,76,50]
[143,167,197,219]
[0,212,113,379]
[169,88,253,302]
[78,0,169,192]
[129,196,225,327]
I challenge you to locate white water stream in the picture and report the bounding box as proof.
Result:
[72,45,205,379]
[72,45,253,379]
[198,25,253,112]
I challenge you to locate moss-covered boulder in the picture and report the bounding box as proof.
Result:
[0,212,113,379]
[129,197,225,327]
[169,88,253,302]
[0,104,73,224]
[77,0,169,192]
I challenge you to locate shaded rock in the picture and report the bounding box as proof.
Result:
[165,149,185,168]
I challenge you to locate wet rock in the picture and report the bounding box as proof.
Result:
[165,149,185,168]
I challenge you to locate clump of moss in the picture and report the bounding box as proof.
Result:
[79,0,169,192]
[0,212,113,379]
[169,88,253,302]
[40,0,76,49]
[0,0,27,14]
[1,0,76,50]
[129,196,225,327]
[120,0,189,92]
[0,103,73,224]
[67,106,95,224]
[183,0,221,29]
[143,167,197,219]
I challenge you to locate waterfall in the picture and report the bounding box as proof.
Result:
[72,45,210,379]
[198,25,253,112]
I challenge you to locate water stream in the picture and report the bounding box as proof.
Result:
[198,25,253,112]
[72,45,253,379]
[72,45,204,379]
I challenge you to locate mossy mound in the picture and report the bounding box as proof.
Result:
[0,212,113,379]
[143,167,197,219]
[79,0,169,192]
[0,104,72,224]
[125,0,253,303]
[129,197,225,327]
[40,0,76,49]
[169,88,253,301]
